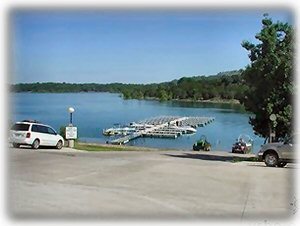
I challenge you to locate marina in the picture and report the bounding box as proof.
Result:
[103,116,215,145]
[12,93,265,152]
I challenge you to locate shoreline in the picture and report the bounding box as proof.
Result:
[167,98,240,105]
[12,91,241,105]
[124,94,241,105]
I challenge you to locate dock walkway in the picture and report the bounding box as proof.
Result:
[109,116,214,145]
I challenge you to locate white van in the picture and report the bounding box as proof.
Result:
[9,120,64,149]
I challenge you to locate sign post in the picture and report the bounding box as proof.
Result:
[66,126,77,140]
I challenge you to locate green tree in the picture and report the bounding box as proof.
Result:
[158,89,169,102]
[122,89,132,99]
[241,14,293,139]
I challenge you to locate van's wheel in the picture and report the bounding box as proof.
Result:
[12,143,20,148]
[277,162,287,168]
[56,140,63,149]
[32,139,40,149]
[264,152,278,167]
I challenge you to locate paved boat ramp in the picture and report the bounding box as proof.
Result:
[107,116,214,145]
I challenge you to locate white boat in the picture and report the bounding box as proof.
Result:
[170,126,197,134]
[129,122,154,130]
[103,127,136,136]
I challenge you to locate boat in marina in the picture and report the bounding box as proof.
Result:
[103,126,136,136]
[103,122,157,136]
[103,123,196,137]
[103,116,215,144]
[169,125,197,134]
[129,122,155,130]
[103,116,214,145]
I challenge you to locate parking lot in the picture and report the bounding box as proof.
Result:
[7,147,296,220]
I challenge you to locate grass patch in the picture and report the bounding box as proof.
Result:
[74,142,131,152]
[73,142,162,152]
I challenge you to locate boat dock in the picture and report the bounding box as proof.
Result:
[107,116,214,145]
[180,116,215,127]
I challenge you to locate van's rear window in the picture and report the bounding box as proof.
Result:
[11,124,30,131]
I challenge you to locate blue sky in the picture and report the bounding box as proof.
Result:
[11,10,292,84]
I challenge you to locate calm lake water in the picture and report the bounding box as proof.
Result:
[10,92,265,153]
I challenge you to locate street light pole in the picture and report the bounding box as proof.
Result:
[70,112,73,125]
[269,114,277,143]
[68,107,75,126]
[67,107,75,148]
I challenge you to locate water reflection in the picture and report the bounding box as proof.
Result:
[168,100,246,113]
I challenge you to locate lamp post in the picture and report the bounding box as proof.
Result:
[66,107,76,148]
[269,114,277,143]
[68,107,75,126]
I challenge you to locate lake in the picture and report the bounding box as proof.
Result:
[10,92,265,153]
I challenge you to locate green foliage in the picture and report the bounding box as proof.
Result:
[74,142,127,152]
[158,89,170,102]
[241,15,293,139]
[59,126,66,139]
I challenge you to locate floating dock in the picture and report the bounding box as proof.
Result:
[107,116,215,145]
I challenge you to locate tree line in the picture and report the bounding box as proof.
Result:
[11,70,247,102]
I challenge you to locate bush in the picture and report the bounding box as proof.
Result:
[59,126,66,139]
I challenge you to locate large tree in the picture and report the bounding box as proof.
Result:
[241,14,293,140]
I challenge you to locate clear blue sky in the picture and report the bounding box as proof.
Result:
[11,10,292,84]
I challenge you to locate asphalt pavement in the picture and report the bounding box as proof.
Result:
[7,147,296,221]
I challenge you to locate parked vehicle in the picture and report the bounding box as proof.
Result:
[257,135,296,167]
[9,120,64,149]
[232,134,253,154]
[193,135,211,151]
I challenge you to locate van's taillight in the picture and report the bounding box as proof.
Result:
[26,132,31,138]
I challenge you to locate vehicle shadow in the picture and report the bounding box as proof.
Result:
[163,152,297,169]
[10,145,57,150]
[246,163,297,169]
[163,152,254,162]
